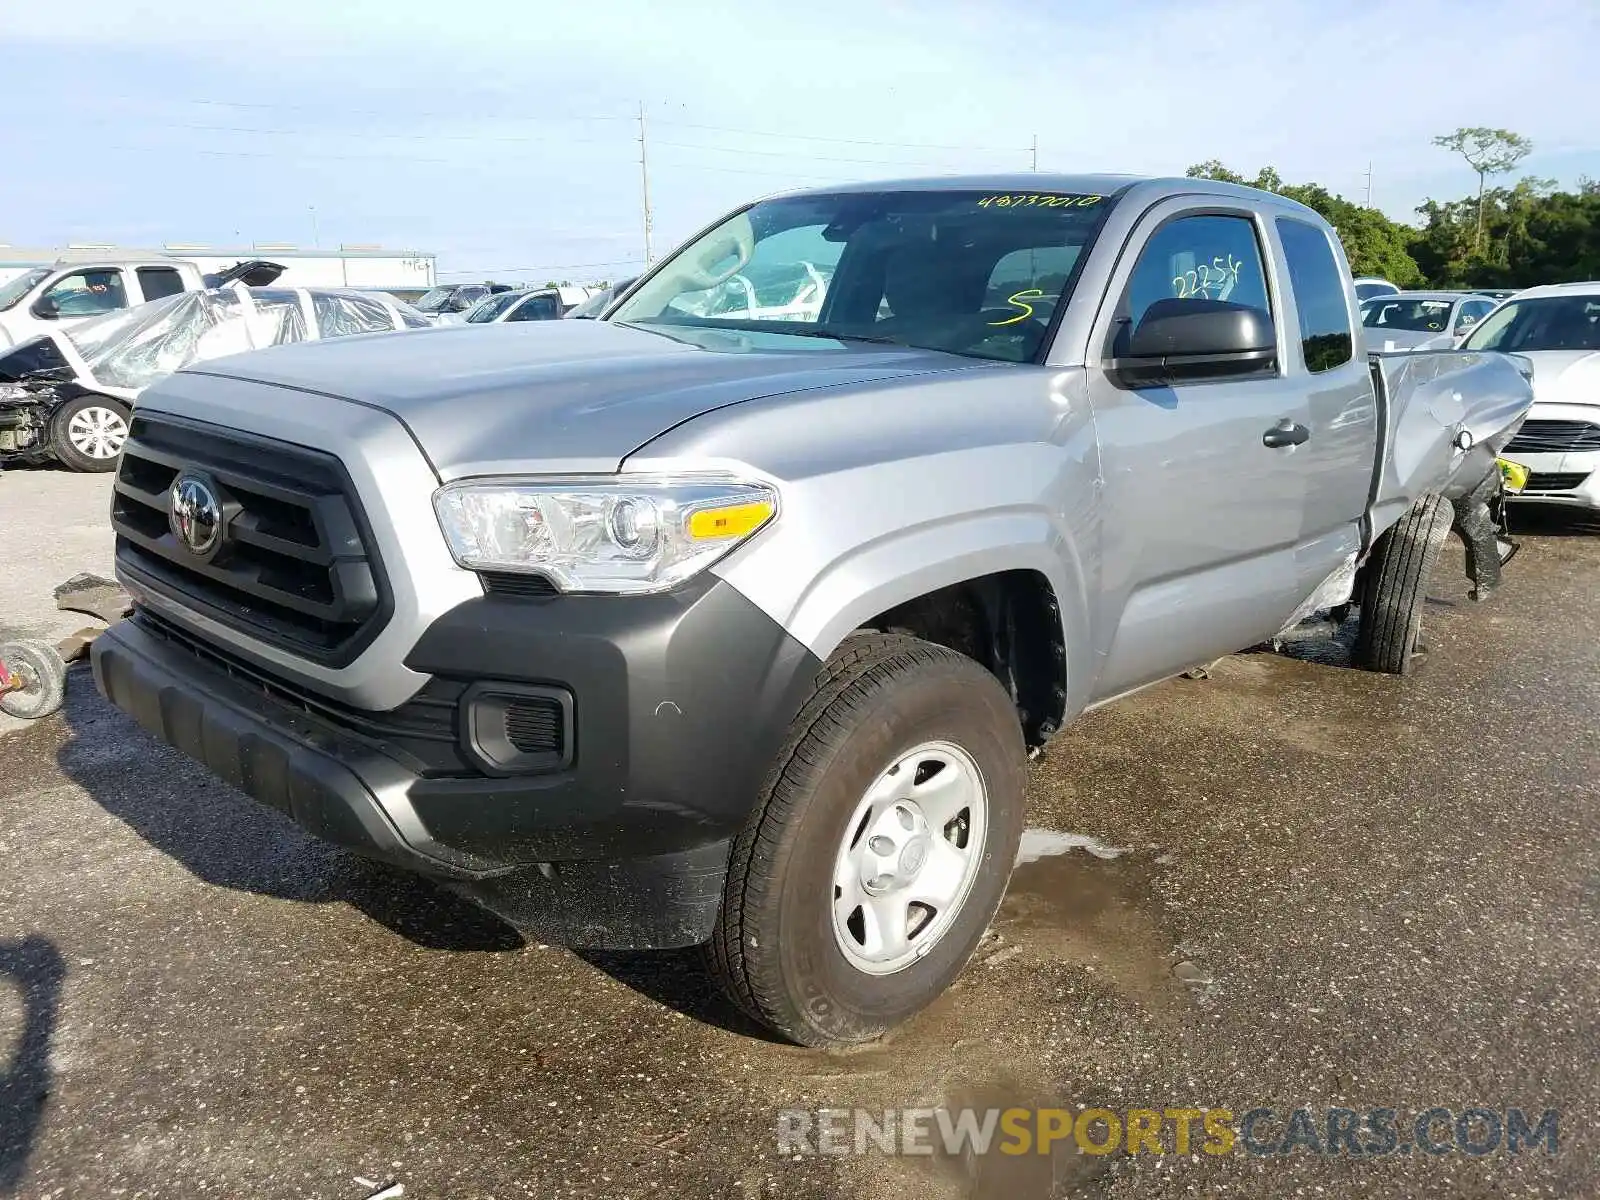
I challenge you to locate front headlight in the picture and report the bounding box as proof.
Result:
[433,473,778,594]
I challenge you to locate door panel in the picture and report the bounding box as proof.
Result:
[1270,216,1380,600]
[1085,204,1310,699]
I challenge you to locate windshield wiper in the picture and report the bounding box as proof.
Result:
[773,328,900,345]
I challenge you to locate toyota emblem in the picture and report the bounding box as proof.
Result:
[169,474,223,556]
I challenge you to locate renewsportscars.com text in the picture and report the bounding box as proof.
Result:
[777,1105,1559,1159]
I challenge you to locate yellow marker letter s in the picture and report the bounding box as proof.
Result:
[989,288,1046,326]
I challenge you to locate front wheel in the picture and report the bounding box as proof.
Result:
[706,633,1025,1048]
[51,395,131,472]
[1353,494,1453,675]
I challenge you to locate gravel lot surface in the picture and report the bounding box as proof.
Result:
[1,467,1596,1198]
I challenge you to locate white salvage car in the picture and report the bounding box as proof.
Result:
[0,284,430,471]
[1461,281,1600,510]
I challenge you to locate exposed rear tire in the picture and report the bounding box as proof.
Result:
[706,632,1026,1048]
[51,395,130,472]
[1354,494,1453,675]
[0,640,67,720]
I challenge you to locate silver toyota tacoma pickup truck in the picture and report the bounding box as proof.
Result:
[91,175,1532,1048]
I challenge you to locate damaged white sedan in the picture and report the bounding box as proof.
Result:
[0,284,431,471]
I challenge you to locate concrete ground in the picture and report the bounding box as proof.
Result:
[1,465,1596,1199]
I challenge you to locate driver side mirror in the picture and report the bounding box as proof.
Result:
[31,295,59,320]
[1108,298,1276,388]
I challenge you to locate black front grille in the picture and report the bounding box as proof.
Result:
[505,697,564,755]
[1506,419,1600,454]
[1524,471,1591,492]
[112,413,390,665]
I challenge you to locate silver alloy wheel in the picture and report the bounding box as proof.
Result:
[67,405,129,460]
[832,739,989,975]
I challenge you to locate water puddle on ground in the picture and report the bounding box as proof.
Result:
[996,829,1190,1015]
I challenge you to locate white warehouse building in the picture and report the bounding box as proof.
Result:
[0,243,437,294]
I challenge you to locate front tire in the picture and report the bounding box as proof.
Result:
[1353,494,1453,675]
[51,395,131,472]
[707,633,1025,1048]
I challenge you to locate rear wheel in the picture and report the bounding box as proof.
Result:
[51,395,130,472]
[1354,494,1453,675]
[707,633,1026,1048]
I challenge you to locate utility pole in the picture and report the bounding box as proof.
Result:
[638,101,654,266]
[1363,162,1373,209]
[1031,134,1038,172]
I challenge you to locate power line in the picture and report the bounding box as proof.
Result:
[37,93,1028,155]
[180,95,635,123]
[161,121,625,148]
[652,117,1031,154]
[436,257,643,276]
[653,139,1009,170]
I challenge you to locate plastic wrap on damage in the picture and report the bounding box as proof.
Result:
[63,287,309,392]
[312,292,404,338]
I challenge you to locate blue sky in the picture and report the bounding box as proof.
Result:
[2,0,1596,283]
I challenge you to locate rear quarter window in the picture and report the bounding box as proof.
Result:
[1276,218,1354,372]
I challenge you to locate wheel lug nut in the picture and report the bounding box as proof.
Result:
[896,807,915,831]
[868,835,894,856]
[865,874,891,891]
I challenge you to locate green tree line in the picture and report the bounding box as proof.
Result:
[1186,128,1600,290]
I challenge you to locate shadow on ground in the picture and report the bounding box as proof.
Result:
[52,673,523,954]
[0,935,63,1198]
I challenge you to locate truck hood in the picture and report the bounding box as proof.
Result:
[1518,350,1600,408]
[182,319,996,478]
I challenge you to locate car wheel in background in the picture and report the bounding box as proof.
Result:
[706,632,1026,1048]
[51,395,131,472]
[1354,493,1454,675]
[0,640,68,720]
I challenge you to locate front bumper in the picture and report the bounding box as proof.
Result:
[1505,448,1600,509]
[92,576,822,948]
[1503,403,1600,510]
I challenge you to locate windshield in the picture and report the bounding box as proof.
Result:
[413,286,456,313]
[1462,294,1600,353]
[608,188,1115,363]
[1361,297,1456,332]
[464,292,525,323]
[0,268,51,312]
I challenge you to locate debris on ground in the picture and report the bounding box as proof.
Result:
[53,572,132,625]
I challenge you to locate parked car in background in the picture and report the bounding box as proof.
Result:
[0,284,429,471]
[567,277,639,319]
[1352,276,1401,302]
[1463,281,1600,509]
[0,253,283,347]
[90,173,1531,1050]
[412,282,516,321]
[449,285,601,325]
[1469,287,1519,302]
[1360,291,1497,351]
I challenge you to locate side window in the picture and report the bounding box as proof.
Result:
[508,295,559,322]
[1455,299,1492,333]
[1118,214,1271,345]
[42,269,128,317]
[1276,217,1355,372]
[137,267,186,302]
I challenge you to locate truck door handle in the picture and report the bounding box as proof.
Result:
[1262,420,1310,449]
